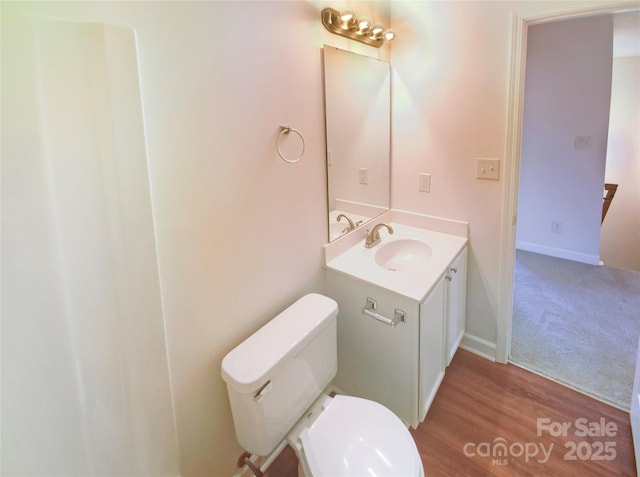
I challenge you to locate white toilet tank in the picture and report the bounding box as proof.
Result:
[221,293,338,456]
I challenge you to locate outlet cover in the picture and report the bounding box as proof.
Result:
[358,168,368,185]
[419,173,431,192]
[574,136,592,150]
[476,158,500,180]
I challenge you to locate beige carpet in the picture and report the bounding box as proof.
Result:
[510,250,640,411]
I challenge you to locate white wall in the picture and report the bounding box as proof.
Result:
[2,14,179,476]
[1,1,390,476]
[390,1,623,355]
[516,15,614,265]
[601,55,640,271]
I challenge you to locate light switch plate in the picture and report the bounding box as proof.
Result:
[359,168,368,185]
[419,173,431,192]
[476,158,500,180]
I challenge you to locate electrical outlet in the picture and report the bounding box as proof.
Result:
[574,136,592,150]
[551,221,563,234]
[419,173,431,192]
[476,158,500,180]
[358,168,368,185]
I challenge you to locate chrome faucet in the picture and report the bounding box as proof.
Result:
[365,223,394,248]
[336,213,357,232]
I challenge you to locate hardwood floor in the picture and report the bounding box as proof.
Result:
[263,348,636,476]
[413,349,635,476]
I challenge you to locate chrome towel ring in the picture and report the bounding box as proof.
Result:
[277,125,305,163]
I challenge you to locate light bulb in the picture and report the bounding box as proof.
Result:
[383,29,396,41]
[340,11,355,29]
[369,23,384,40]
[357,18,371,34]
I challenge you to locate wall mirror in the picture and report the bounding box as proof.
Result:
[323,45,391,242]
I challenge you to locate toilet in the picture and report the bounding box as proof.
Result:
[221,293,424,476]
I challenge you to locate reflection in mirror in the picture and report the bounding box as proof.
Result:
[323,46,391,242]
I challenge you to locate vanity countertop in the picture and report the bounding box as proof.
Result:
[325,222,468,302]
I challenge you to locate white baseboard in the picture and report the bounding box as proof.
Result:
[516,241,600,265]
[460,333,496,362]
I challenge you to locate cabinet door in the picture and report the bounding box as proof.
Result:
[327,271,421,427]
[446,247,467,366]
[419,277,445,422]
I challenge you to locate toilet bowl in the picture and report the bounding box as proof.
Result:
[221,293,424,476]
[290,393,424,477]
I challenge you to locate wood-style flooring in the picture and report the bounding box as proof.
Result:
[263,348,636,476]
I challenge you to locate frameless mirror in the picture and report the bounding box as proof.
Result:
[323,46,391,242]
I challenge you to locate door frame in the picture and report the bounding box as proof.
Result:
[495,2,640,363]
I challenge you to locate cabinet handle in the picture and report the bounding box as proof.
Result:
[445,275,452,281]
[450,267,458,273]
[362,297,406,327]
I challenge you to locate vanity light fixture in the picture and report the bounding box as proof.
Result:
[321,7,395,48]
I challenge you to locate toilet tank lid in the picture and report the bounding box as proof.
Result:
[221,293,338,394]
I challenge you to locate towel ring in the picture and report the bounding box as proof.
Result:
[277,125,305,163]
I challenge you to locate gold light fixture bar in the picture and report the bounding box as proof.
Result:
[321,7,395,48]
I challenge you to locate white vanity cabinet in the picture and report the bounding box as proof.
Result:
[326,256,461,428]
[324,217,468,427]
[445,247,467,366]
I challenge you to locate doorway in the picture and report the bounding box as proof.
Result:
[515,15,613,266]
[509,12,640,410]
[496,4,640,365]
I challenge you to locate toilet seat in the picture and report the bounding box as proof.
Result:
[299,395,424,477]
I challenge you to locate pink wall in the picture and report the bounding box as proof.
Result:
[516,15,614,264]
[390,1,622,354]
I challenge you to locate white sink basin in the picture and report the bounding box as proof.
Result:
[325,221,467,301]
[375,239,432,272]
